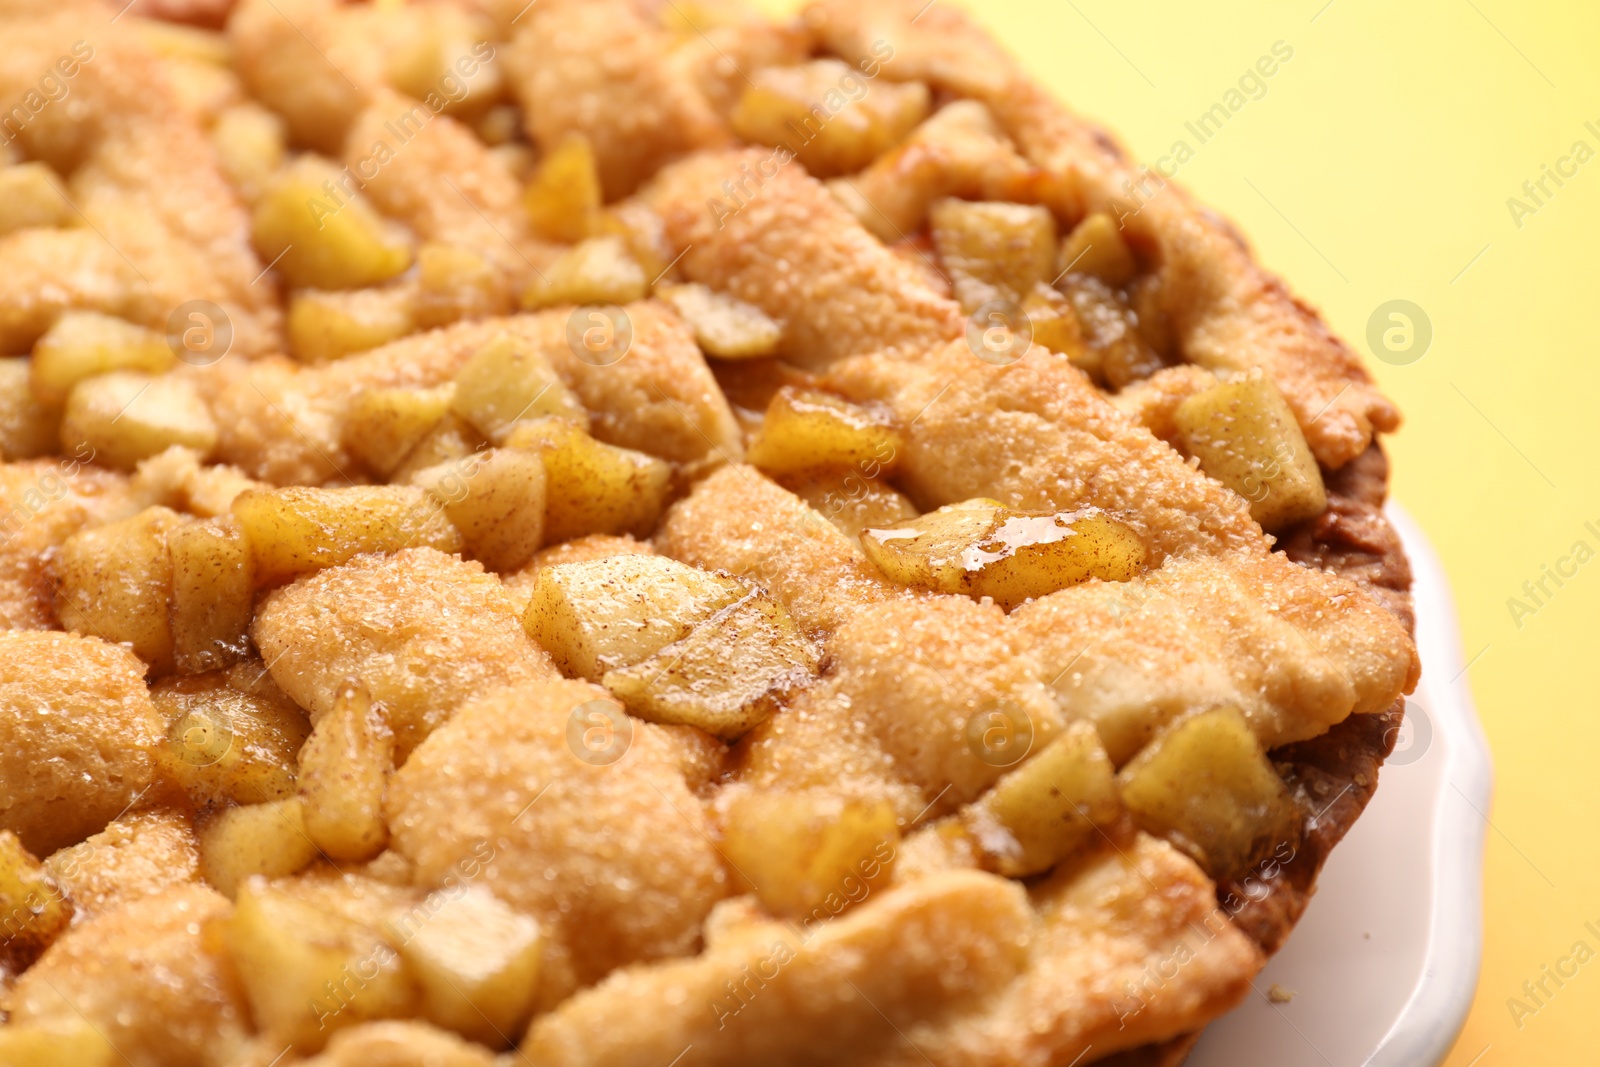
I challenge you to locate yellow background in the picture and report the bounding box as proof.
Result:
[748,0,1597,1062]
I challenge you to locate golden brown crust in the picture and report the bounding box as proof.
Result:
[207,303,742,485]
[2,884,251,1066]
[0,7,281,356]
[0,630,162,856]
[510,0,733,199]
[42,808,201,919]
[252,547,555,755]
[0,1,1418,1061]
[643,148,965,368]
[804,0,1399,470]
[386,679,730,1006]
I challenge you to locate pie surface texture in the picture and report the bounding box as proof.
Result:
[0,1,1417,1065]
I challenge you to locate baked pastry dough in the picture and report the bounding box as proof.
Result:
[0,2,1417,1064]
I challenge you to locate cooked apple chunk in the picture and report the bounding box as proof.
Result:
[966,720,1121,877]
[598,200,678,288]
[211,101,286,203]
[1117,707,1302,880]
[521,236,648,310]
[601,591,819,740]
[1058,211,1138,288]
[745,387,903,477]
[930,198,1058,313]
[168,516,255,674]
[56,506,185,671]
[731,61,930,177]
[523,554,748,679]
[1061,274,1168,389]
[860,501,1146,610]
[0,830,72,967]
[343,385,455,477]
[0,357,60,460]
[782,468,917,538]
[0,162,71,236]
[411,448,546,573]
[449,334,586,444]
[60,372,217,471]
[232,486,464,586]
[30,311,175,405]
[719,791,899,918]
[1173,374,1328,531]
[658,283,783,359]
[390,415,487,484]
[253,158,413,290]
[412,243,510,328]
[224,879,415,1050]
[395,884,542,1045]
[1019,285,1087,365]
[523,134,602,243]
[152,673,310,808]
[288,286,415,363]
[504,417,672,543]
[197,799,320,899]
[298,684,393,864]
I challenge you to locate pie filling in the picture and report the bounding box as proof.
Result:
[0,1,1417,1065]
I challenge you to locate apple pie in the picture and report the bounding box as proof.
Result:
[0,0,1418,1064]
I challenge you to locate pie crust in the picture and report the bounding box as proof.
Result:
[0,1,1418,1064]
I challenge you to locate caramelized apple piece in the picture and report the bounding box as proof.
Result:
[503,417,672,543]
[1117,707,1302,879]
[0,830,72,967]
[343,385,455,477]
[395,885,542,1044]
[745,387,903,477]
[288,287,415,362]
[223,878,415,1050]
[1173,374,1328,531]
[60,372,217,471]
[211,102,286,203]
[30,311,175,406]
[412,243,509,328]
[658,283,782,359]
[966,720,1121,877]
[719,791,899,918]
[197,799,319,899]
[411,447,547,573]
[390,415,486,484]
[168,516,255,674]
[523,135,602,243]
[781,468,917,538]
[152,673,310,808]
[56,506,184,671]
[0,357,60,460]
[600,591,818,739]
[521,236,647,310]
[731,60,930,177]
[449,334,585,444]
[0,162,70,236]
[1057,211,1137,287]
[298,684,393,863]
[232,486,463,585]
[253,157,412,290]
[930,198,1058,313]
[1059,274,1166,390]
[523,554,747,679]
[860,501,1146,610]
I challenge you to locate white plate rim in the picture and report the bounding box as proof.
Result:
[1361,504,1495,1065]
